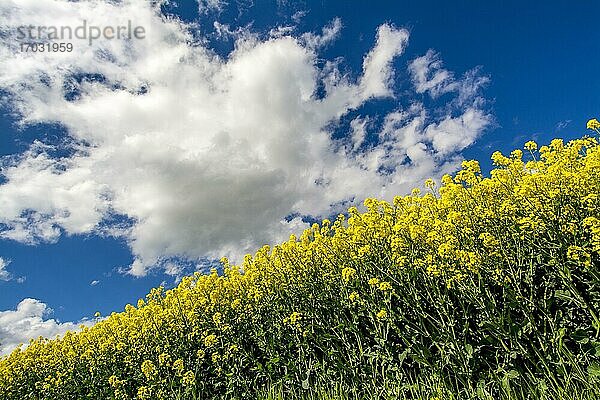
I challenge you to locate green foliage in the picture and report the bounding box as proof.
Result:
[1,134,600,399]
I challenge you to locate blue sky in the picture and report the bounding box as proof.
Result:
[0,0,598,354]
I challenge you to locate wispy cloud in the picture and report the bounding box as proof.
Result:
[301,17,342,49]
[556,119,572,130]
[0,257,23,282]
[408,49,489,106]
[0,258,11,281]
[198,0,228,14]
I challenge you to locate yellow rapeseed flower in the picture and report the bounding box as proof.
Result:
[158,353,171,366]
[182,371,195,386]
[341,267,357,282]
[524,140,537,151]
[587,118,600,131]
[141,360,157,380]
[108,375,121,388]
[213,312,223,325]
[137,386,151,400]
[204,334,218,348]
[289,312,302,324]
[172,359,184,376]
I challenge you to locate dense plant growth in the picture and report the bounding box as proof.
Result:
[2,123,600,399]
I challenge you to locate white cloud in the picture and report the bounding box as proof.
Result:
[349,116,369,152]
[0,298,91,356]
[301,17,342,49]
[198,0,227,14]
[0,257,23,282]
[359,24,409,100]
[409,49,489,105]
[556,119,571,130]
[213,21,257,42]
[409,49,455,98]
[0,0,492,277]
[425,108,492,155]
[0,258,11,281]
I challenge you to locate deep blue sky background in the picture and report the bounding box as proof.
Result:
[0,0,598,323]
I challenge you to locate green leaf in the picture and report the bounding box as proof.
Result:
[593,341,600,356]
[465,343,473,358]
[505,370,519,379]
[301,378,309,390]
[588,364,600,378]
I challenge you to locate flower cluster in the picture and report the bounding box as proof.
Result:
[1,130,600,399]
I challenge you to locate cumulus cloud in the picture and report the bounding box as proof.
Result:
[0,298,90,355]
[0,0,492,277]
